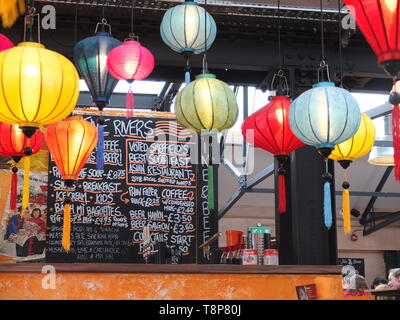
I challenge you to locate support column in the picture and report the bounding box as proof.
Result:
[275,146,338,265]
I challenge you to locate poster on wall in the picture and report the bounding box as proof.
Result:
[0,151,49,262]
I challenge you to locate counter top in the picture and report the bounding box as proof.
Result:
[0,263,342,274]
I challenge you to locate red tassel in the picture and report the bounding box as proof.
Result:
[278,174,286,213]
[393,104,400,181]
[126,88,134,118]
[10,170,18,210]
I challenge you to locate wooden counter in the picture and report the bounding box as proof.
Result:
[0,263,342,274]
[0,263,354,300]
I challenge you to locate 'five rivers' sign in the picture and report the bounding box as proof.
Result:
[46,113,214,263]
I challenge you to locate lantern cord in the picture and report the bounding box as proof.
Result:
[320,0,325,64]
[74,5,78,44]
[277,0,282,72]
[342,168,351,234]
[338,0,343,88]
[22,156,30,210]
[96,123,105,170]
[208,135,214,210]
[130,0,135,35]
[126,84,134,118]
[10,165,18,211]
[62,191,71,252]
[203,0,209,74]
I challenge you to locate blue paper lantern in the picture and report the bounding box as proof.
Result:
[289,81,361,229]
[160,1,217,84]
[73,31,121,110]
[289,82,361,152]
[73,27,121,170]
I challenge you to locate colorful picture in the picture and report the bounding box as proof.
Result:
[0,152,48,262]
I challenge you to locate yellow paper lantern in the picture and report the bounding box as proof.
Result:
[329,113,376,234]
[0,42,79,137]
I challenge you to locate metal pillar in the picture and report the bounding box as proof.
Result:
[277,146,338,265]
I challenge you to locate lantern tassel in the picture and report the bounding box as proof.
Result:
[22,156,30,210]
[9,168,18,211]
[208,165,214,210]
[126,88,134,118]
[0,0,25,28]
[342,188,351,234]
[323,181,332,229]
[96,124,105,170]
[393,104,400,181]
[278,173,286,213]
[62,201,71,252]
[185,71,191,85]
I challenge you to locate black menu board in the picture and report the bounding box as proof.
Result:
[46,111,217,263]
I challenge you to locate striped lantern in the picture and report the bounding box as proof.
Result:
[175,73,238,209]
[329,114,375,234]
[160,1,217,84]
[289,81,361,229]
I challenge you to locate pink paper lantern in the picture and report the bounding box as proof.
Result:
[107,40,155,117]
[107,40,155,81]
[0,34,14,52]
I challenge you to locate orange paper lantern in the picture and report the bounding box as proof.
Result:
[44,116,97,252]
[45,116,98,184]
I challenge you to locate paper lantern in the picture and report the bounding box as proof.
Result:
[45,116,98,251]
[0,0,25,28]
[107,40,155,117]
[0,122,42,211]
[160,1,217,84]
[242,96,305,213]
[175,73,238,209]
[0,34,13,51]
[344,0,400,77]
[175,73,238,133]
[289,81,361,228]
[0,42,79,138]
[344,0,400,181]
[329,114,375,234]
[74,28,121,170]
[74,31,121,111]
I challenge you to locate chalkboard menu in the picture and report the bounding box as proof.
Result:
[46,111,217,263]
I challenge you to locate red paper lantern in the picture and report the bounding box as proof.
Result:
[107,40,155,117]
[242,96,305,213]
[0,34,13,52]
[344,1,400,180]
[0,122,42,211]
[344,0,400,75]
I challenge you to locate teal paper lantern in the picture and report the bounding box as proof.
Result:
[289,81,361,229]
[74,31,122,110]
[160,1,217,84]
[73,25,122,171]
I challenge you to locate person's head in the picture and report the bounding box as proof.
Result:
[388,268,400,289]
[372,277,388,289]
[31,208,42,219]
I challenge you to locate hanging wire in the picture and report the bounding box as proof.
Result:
[277,0,282,71]
[102,0,106,20]
[202,0,208,73]
[338,0,344,88]
[131,0,134,35]
[320,0,325,63]
[74,5,78,44]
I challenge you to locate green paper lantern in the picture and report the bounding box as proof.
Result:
[175,73,238,133]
